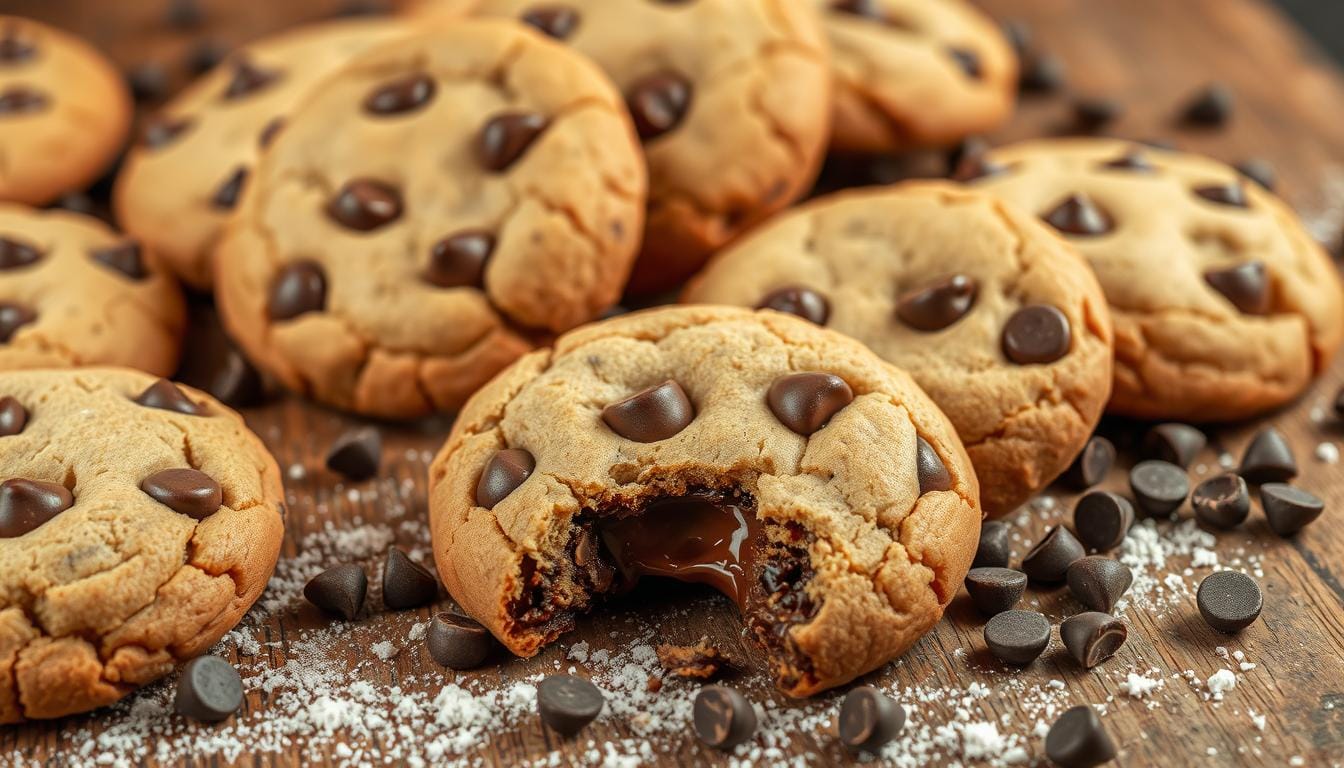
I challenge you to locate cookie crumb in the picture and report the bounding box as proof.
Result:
[655,637,730,680]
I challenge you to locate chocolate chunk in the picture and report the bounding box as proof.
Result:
[364,73,436,115]
[0,236,42,269]
[174,656,243,723]
[1061,611,1127,668]
[303,563,367,620]
[1101,149,1155,172]
[141,468,223,520]
[197,348,263,408]
[1042,194,1112,236]
[983,610,1050,666]
[1072,97,1121,132]
[1046,705,1116,768]
[425,231,493,288]
[1181,83,1234,126]
[382,547,439,609]
[128,62,169,102]
[1196,570,1262,633]
[1020,525,1084,584]
[134,379,205,415]
[521,6,581,39]
[1019,53,1065,94]
[0,85,49,115]
[211,167,247,210]
[896,274,978,331]
[326,178,402,231]
[537,674,605,737]
[1260,483,1324,537]
[476,448,535,508]
[964,567,1027,617]
[627,72,693,141]
[325,427,381,481]
[0,396,26,436]
[222,58,280,100]
[427,611,494,669]
[1128,460,1189,518]
[656,637,729,680]
[839,686,905,753]
[948,48,982,79]
[757,286,829,325]
[1061,435,1115,490]
[1235,159,1276,191]
[477,112,549,171]
[1191,473,1250,530]
[1239,427,1296,484]
[916,436,952,495]
[602,380,695,442]
[268,261,327,321]
[1072,491,1134,553]
[141,115,193,148]
[693,685,756,750]
[1141,423,1206,468]
[1066,557,1132,613]
[973,520,1011,568]
[1002,305,1071,364]
[767,372,853,436]
[1204,261,1270,315]
[90,240,148,280]
[0,302,35,342]
[1194,182,1249,208]
[0,478,73,538]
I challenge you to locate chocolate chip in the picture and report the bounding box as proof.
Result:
[0,478,73,538]
[1204,261,1270,315]
[221,58,280,100]
[141,469,222,520]
[1002,305,1071,365]
[268,261,327,321]
[537,674,605,737]
[1072,491,1134,553]
[831,0,881,19]
[1236,159,1276,191]
[134,379,205,415]
[1019,53,1065,94]
[382,547,438,610]
[165,0,205,29]
[364,73,436,115]
[1061,436,1115,490]
[1061,611,1126,668]
[1181,83,1233,126]
[965,567,1027,617]
[0,85,49,115]
[602,380,695,442]
[693,685,756,750]
[326,178,402,231]
[196,348,263,408]
[626,72,693,141]
[916,436,952,495]
[1043,194,1112,236]
[1141,423,1206,468]
[0,236,42,269]
[983,610,1050,666]
[304,563,368,620]
[757,286,829,325]
[427,611,494,669]
[0,396,26,436]
[521,6,581,39]
[1128,460,1188,518]
[1260,483,1324,537]
[1072,97,1121,132]
[1066,557,1132,613]
[174,656,243,723]
[950,148,1008,183]
[1020,525,1084,584]
[90,240,148,280]
[1191,473,1250,530]
[768,373,853,436]
[896,274,977,331]
[325,427,381,481]
[477,112,549,171]
[0,26,37,64]
[1196,570,1262,633]
[211,167,247,210]
[186,40,227,75]
[839,686,905,753]
[1046,705,1115,768]
[973,520,1011,568]
[0,302,35,343]
[1239,427,1296,484]
[1194,182,1249,208]
[1101,149,1155,172]
[476,448,535,508]
[425,231,493,289]
[948,48,982,79]
[128,62,170,102]
[258,116,284,148]
[141,115,193,148]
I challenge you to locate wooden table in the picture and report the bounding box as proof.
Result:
[4,0,1344,765]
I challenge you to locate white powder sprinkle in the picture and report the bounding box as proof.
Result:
[1120,672,1164,699]
[1207,669,1237,701]
[1315,442,1339,464]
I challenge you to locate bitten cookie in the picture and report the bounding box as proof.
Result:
[685,183,1113,516]
[0,368,284,722]
[810,0,1016,154]
[428,306,980,696]
[466,0,832,293]
[0,16,132,206]
[0,204,185,375]
[215,20,647,419]
[113,18,411,290]
[969,138,1344,421]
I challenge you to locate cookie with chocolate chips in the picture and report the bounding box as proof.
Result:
[0,368,284,722]
[684,183,1113,515]
[0,204,185,375]
[428,306,980,697]
[972,138,1344,420]
[0,16,131,206]
[114,18,411,289]
[214,21,647,419]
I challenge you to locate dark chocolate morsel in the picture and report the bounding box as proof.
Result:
[1196,570,1262,633]
[916,436,952,495]
[268,261,327,321]
[537,674,605,737]
[1002,305,1071,365]
[0,85,49,115]
[1239,427,1297,484]
[427,611,495,669]
[303,563,368,620]
[425,231,494,289]
[1066,557,1133,613]
[476,448,535,508]
[1042,194,1112,236]
[1260,483,1324,537]
[0,236,42,269]
[1046,705,1116,768]
[964,567,1027,617]
[973,520,1011,568]
[364,73,436,115]
[1191,473,1250,530]
[838,686,905,753]
[626,72,693,142]
[1128,460,1189,518]
[983,609,1050,666]
[602,380,695,443]
[141,115,194,148]
[757,286,829,325]
[134,379,206,415]
[477,112,550,171]
[90,240,149,280]
[1142,423,1206,468]
[896,274,978,332]
[1060,435,1115,490]
[948,48,982,79]
[221,57,280,100]
[325,427,382,482]
[0,478,73,538]
[211,167,248,210]
[1102,149,1155,172]
[1072,491,1134,553]
[767,373,853,437]
[1194,182,1249,209]
[174,656,243,722]
[141,468,223,520]
[0,302,36,342]
[1204,261,1270,315]
[382,546,439,610]
[326,178,402,231]
[693,685,756,750]
[521,6,581,39]
[1181,83,1234,126]
[1020,525,1085,583]
[0,396,27,437]
[1060,611,1127,668]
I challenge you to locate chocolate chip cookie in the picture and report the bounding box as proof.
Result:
[0,16,132,206]
[969,138,1344,421]
[114,18,411,290]
[0,204,185,375]
[465,0,832,293]
[428,306,980,697]
[684,183,1114,515]
[0,368,284,722]
[811,0,1017,154]
[214,20,647,419]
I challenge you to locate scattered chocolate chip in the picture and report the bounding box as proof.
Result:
[304,563,367,620]
[1061,611,1127,668]
[521,5,581,39]
[1046,705,1116,768]
[198,348,263,408]
[1181,83,1234,126]
[0,236,42,269]
[1142,423,1206,468]
[1061,436,1115,490]
[0,85,49,115]
[948,48,982,79]
[693,686,756,750]
[268,261,327,321]
[325,427,381,481]
[427,611,494,669]
[768,373,853,436]
[1260,483,1324,537]
[141,468,223,520]
[165,0,205,29]
[476,448,535,508]
[222,58,280,100]
[1043,194,1112,236]
[965,567,1027,617]
[984,610,1050,665]
[1020,525,1084,584]
[127,62,169,102]
[211,167,247,210]
[656,638,729,680]
[364,73,436,115]
[538,674,604,737]
[1191,473,1250,530]
[1128,460,1189,518]
[90,240,148,280]
[1019,53,1065,94]
[1072,97,1121,132]
[602,380,695,442]
[896,274,978,331]
[1066,557,1132,613]
[0,302,35,342]
[0,396,26,436]
[1239,427,1296,484]
[134,379,205,415]
[425,231,493,288]
[1236,158,1276,191]
[186,40,227,75]
[174,656,242,723]
[1101,149,1155,172]
[915,436,953,495]
[757,286,829,325]
[141,115,193,148]
[0,478,73,538]
[627,72,693,141]
[326,178,402,231]
[1002,305,1071,365]
[1204,261,1270,315]
[1194,182,1249,209]
[1071,491,1134,554]
[973,520,1011,568]
[477,112,549,171]
[1196,570,1262,633]
[382,547,439,609]
[839,686,905,753]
